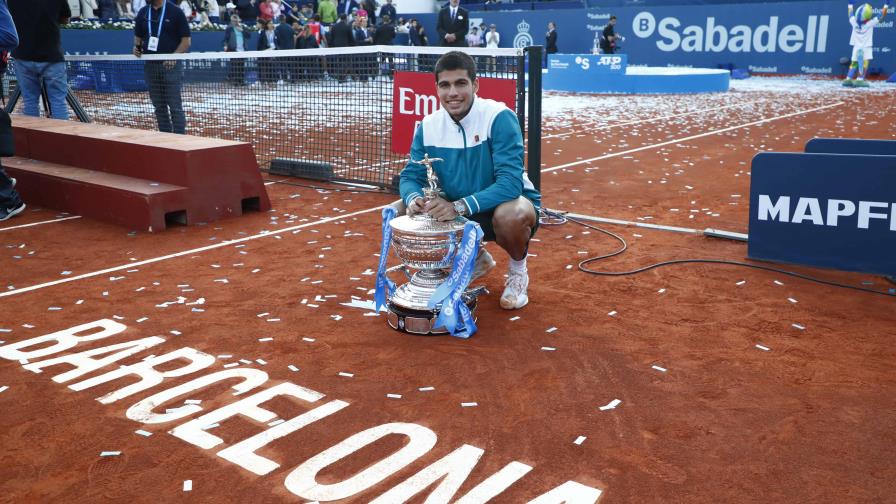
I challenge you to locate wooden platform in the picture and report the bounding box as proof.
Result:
[7,116,271,232]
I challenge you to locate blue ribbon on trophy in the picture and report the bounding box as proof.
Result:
[427,221,483,338]
[374,206,397,312]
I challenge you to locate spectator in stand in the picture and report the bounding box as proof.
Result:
[97,0,117,19]
[178,0,193,21]
[116,0,135,18]
[379,0,394,25]
[131,0,145,18]
[271,0,282,19]
[202,0,220,24]
[297,22,317,47]
[465,26,479,47]
[134,0,191,134]
[235,0,255,20]
[544,21,557,65]
[485,23,499,72]
[395,17,408,34]
[9,0,71,120]
[258,0,273,20]
[0,0,25,222]
[360,0,374,26]
[478,22,486,46]
[317,0,335,23]
[337,0,357,20]
[223,14,249,84]
[295,2,312,24]
[76,0,98,18]
[408,18,424,45]
[437,0,468,47]
[308,13,322,43]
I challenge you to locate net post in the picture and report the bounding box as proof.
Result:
[525,45,542,193]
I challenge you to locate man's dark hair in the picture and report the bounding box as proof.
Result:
[610,15,617,20]
[338,13,347,21]
[434,51,477,82]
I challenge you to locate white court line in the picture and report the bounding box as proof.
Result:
[0,215,82,232]
[0,204,387,298]
[543,101,844,173]
[542,100,763,140]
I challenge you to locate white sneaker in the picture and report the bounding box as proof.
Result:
[470,248,496,281]
[500,269,529,309]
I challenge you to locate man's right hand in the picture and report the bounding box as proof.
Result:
[406,197,425,216]
[445,33,456,43]
[133,45,143,57]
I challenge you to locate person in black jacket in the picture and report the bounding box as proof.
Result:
[329,13,353,81]
[257,19,277,83]
[274,14,295,81]
[436,0,467,47]
[374,15,395,77]
[545,21,557,66]
[379,0,395,25]
[600,15,617,54]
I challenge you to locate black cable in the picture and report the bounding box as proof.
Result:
[541,208,895,298]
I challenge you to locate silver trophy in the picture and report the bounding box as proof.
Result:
[385,154,485,335]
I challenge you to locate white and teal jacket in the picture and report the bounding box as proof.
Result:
[399,97,541,215]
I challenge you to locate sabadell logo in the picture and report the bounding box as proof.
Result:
[631,11,830,53]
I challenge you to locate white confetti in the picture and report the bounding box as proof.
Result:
[288,365,299,372]
[599,399,622,411]
[755,344,771,351]
[135,429,152,437]
[541,346,556,351]
[183,480,192,492]
[386,394,402,399]
[100,451,121,457]
[338,372,354,378]
[461,402,478,407]
[651,365,667,372]
[573,436,587,445]
[545,327,557,333]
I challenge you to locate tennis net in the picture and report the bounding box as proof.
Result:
[6,45,542,191]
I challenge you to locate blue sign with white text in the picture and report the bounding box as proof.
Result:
[748,152,896,276]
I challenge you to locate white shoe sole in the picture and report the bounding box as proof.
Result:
[500,293,528,310]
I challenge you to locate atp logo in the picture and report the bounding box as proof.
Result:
[573,56,590,70]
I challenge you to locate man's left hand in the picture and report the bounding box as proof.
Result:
[423,196,458,222]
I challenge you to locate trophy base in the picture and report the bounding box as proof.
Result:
[386,299,478,336]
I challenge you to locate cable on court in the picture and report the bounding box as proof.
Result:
[540,208,896,298]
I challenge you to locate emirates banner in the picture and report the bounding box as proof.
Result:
[391,71,517,154]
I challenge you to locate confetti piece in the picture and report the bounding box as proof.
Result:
[288,365,299,372]
[338,372,354,378]
[266,318,280,322]
[736,280,746,286]
[218,354,232,359]
[256,359,267,365]
[651,365,667,372]
[607,310,617,317]
[170,330,182,336]
[541,346,556,351]
[461,402,478,407]
[0,385,8,393]
[599,399,622,411]
[135,429,152,437]
[223,362,240,368]
[257,312,270,317]
[258,337,273,342]
[657,288,666,294]
[239,359,252,364]
[546,327,557,333]
[773,280,784,286]
[509,316,520,321]
[386,394,402,399]
[136,317,148,323]
[787,298,798,304]
[418,386,435,392]
[183,480,192,492]
[100,451,121,457]
[755,344,771,351]
[302,337,315,342]
[792,323,805,330]
[48,307,62,311]
[573,436,587,445]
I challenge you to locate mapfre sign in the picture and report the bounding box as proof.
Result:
[391,71,517,154]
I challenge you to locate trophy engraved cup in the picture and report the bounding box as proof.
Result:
[380,154,485,336]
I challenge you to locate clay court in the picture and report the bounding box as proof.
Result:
[1,77,895,503]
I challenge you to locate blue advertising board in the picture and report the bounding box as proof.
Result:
[748,152,896,276]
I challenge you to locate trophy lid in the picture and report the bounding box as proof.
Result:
[390,215,467,235]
